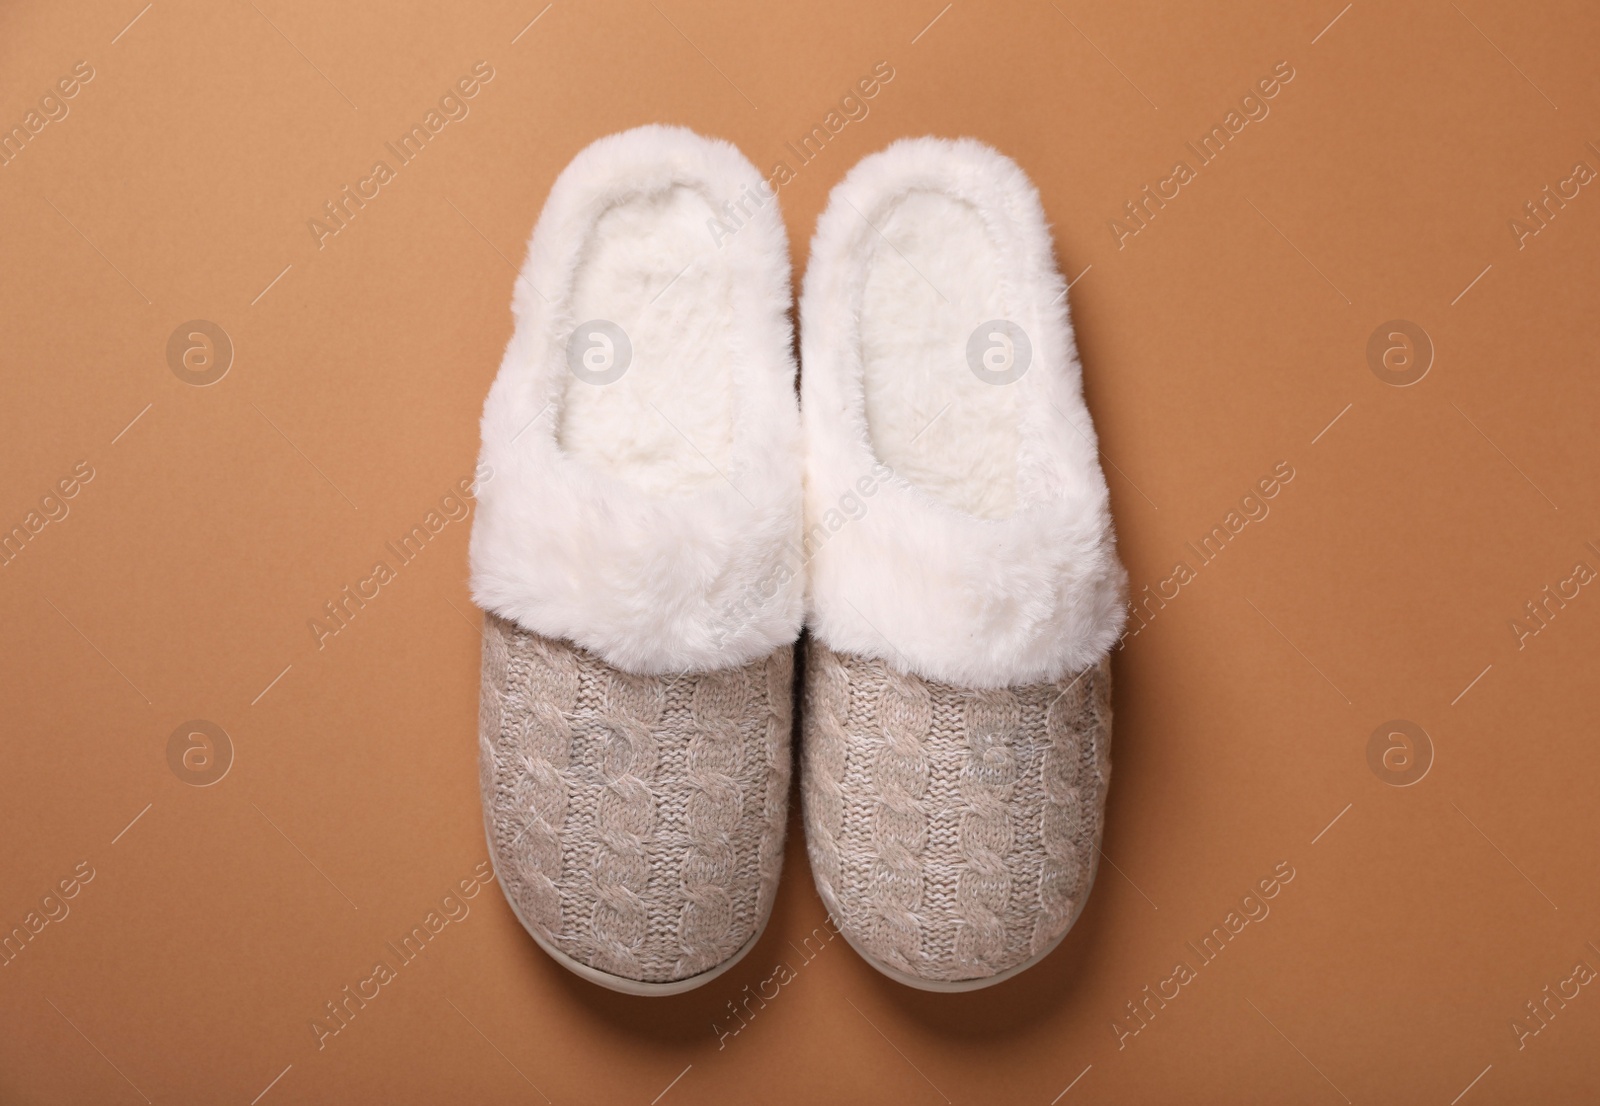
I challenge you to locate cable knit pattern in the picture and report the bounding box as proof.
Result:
[865,665,932,971]
[675,668,746,976]
[800,644,850,910]
[480,614,792,985]
[952,690,1021,975]
[587,667,662,976]
[1033,665,1111,956]
[510,634,578,935]
[801,639,1113,984]
[757,649,794,917]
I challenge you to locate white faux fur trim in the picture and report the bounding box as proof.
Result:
[470,125,803,675]
[799,137,1127,688]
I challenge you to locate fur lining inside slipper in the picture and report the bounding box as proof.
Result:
[471,125,803,675]
[800,137,1126,688]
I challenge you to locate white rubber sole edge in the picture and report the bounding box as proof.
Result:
[812,847,1103,993]
[485,836,775,997]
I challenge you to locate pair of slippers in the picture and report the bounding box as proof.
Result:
[471,125,1126,994]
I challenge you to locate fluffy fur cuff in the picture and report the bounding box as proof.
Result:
[470,126,803,675]
[799,137,1126,688]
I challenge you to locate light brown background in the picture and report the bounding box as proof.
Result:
[3,0,1598,1102]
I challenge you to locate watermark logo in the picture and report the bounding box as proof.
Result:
[309,860,493,1050]
[167,719,233,786]
[1509,154,1596,249]
[1366,719,1432,786]
[0,459,94,569]
[1112,859,1297,1049]
[1365,320,1432,387]
[566,320,631,385]
[307,467,490,651]
[166,320,233,387]
[1123,461,1296,640]
[1510,949,1599,1050]
[0,860,94,969]
[0,60,95,170]
[1110,60,1296,248]
[966,320,1031,384]
[1509,546,1597,650]
[713,462,894,652]
[307,62,496,250]
[709,61,897,248]
[713,914,842,1049]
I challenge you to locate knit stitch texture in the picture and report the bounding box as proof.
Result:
[480,614,792,984]
[801,639,1112,983]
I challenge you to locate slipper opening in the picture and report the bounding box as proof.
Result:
[861,188,1021,520]
[558,184,736,497]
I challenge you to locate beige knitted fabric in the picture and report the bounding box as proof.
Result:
[801,639,1112,984]
[479,613,792,985]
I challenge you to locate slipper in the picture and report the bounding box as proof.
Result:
[798,137,1127,990]
[470,125,803,995]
